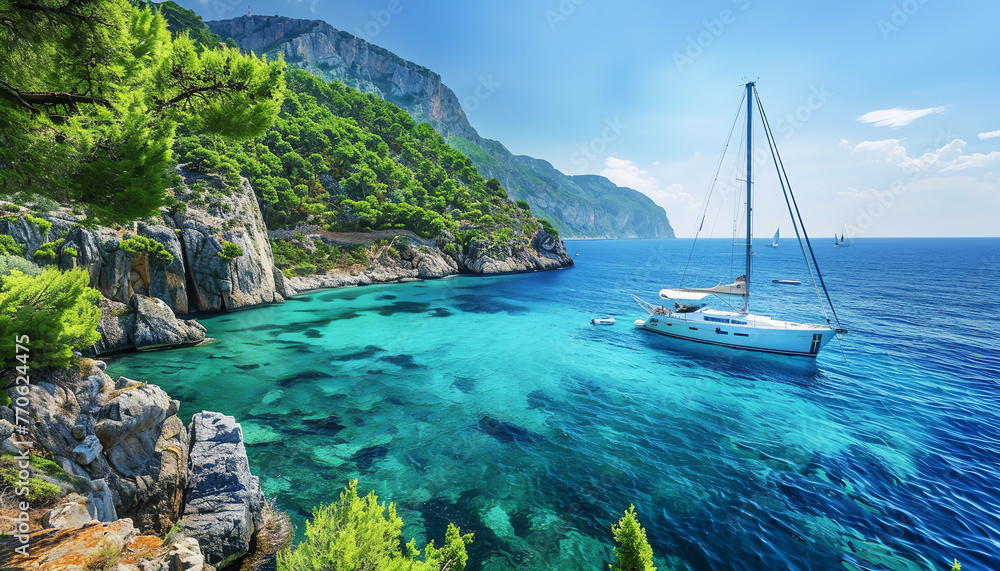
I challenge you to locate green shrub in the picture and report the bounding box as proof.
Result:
[0,255,41,277]
[609,505,656,571]
[538,218,559,240]
[25,214,52,235]
[119,236,174,263]
[0,389,9,407]
[218,241,244,261]
[441,243,456,256]
[277,480,473,571]
[0,454,62,501]
[0,235,24,256]
[0,267,102,369]
[32,239,65,263]
[516,200,531,211]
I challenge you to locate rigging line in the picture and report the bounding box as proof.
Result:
[753,85,844,329]
[752,91,828,322]
[680,89,746,288]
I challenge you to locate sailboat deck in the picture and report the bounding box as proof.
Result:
[689,309,831,331]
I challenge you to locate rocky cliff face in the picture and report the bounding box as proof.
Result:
[0,169,286,321]
[208,15,675,240]
[1,361,187,536]
[208,16,476,140]
[172,173,285,312]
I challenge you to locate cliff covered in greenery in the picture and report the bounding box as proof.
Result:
[208,15,675,240]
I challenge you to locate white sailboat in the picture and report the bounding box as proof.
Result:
[834,227,850,247]
[633,82,847,358]
[770,228,779,247]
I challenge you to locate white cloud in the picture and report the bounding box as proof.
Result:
[600,157,658,194]
[600,158,696,208]
[978,130,1000,140]
[851,139,909,164]
[846,137,1000,174]
[857,107,945,128]
[941,151,1000,172]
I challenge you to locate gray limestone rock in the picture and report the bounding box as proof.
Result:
[0,213,51,257]
[89,478,119,523]
[128,294,206,351]
[72,434,103,465]
[42,495,96,529]
[180,411,264,566]
[92,298,133,355]
[174,175,283,312]
[168,537,205,571]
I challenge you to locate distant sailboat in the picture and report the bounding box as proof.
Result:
[834,227,850,247]
[770,228,779,247]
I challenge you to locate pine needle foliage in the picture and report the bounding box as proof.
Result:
[610,505,656,571]
[0,0,285,224]
[0,267,101,370]
[277,480,473,571]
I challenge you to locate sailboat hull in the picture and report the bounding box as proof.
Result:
[634,310,836,357]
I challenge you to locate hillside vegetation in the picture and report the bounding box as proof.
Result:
[174,69,552,259]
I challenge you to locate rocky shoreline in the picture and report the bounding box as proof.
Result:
[0,359,292,569]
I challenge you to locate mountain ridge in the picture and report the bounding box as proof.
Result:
[207,15,675,239]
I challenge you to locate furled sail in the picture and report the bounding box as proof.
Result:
[660,276,748,299]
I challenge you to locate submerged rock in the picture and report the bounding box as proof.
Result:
[478,416,544,445]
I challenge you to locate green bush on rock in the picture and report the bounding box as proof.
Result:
[0,454,62,501]
[119,236,175,264]
[218,241,244,261]
[277,480,473,571]
[0,235,24,256]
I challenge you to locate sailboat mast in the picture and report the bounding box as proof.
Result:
[744,81,754,312]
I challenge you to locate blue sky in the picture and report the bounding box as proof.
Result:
[182,0,1000,237]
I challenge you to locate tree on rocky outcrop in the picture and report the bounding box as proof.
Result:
[0,0,285,224]
[610,505,657,571]
[0,267,101,370]
[277,479,474,571]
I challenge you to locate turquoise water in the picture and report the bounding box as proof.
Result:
[109,238,1000,570]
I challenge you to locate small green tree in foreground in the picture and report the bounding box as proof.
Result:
[0,267,101,371]
[610,505,656,571]
[278,480,473,571]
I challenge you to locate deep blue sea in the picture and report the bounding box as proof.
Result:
[109,238,1000,570]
